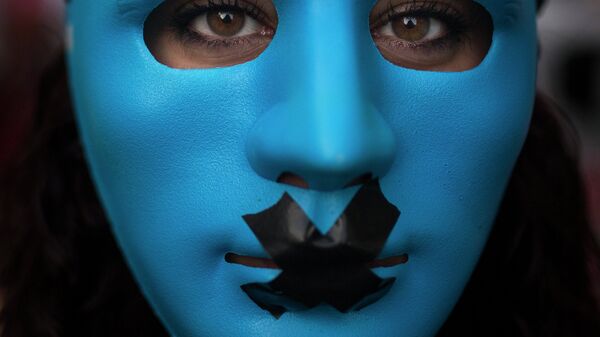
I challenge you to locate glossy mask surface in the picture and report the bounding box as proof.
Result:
[66,0,537,336]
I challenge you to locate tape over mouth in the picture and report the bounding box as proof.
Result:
[237,179,402,318]
[225,252,408,269]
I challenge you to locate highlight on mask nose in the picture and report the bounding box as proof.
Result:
[144,0,278,69]
[369,0,493,72]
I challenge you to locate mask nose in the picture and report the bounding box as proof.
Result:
[246,2,396,191]
[246,99,396,191]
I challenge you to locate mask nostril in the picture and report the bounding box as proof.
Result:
[344,173,373,188]
[277,172,310,189]
[277,172,375,190]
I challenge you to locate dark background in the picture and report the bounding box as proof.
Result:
[537,0,600,236]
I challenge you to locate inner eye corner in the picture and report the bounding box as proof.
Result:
[143,0,278,70]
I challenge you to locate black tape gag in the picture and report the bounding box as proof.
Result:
[240,179,401,318]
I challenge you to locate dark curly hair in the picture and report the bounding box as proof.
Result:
[1,49,599,337]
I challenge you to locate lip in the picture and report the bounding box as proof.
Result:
[225,252,409,269]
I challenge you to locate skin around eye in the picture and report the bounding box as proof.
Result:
[144,0,278,69]
[369,0,493,72]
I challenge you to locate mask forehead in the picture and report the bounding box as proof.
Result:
[75,0,533,29]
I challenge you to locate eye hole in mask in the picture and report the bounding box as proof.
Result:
[144,0,278,69]
[369,0,493,72]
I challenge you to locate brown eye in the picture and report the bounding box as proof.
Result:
[394,17,428,41]
[205,10,246,37]
[391,16,446,42]
[189,10,264,40]
[144,0,278,69]
[369,0,493,72]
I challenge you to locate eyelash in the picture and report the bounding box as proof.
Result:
[169,0,470,52]
[371,1,470,51]
[171,0,272,49]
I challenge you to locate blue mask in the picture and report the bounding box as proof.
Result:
[67,0,537,336]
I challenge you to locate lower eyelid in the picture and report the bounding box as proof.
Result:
[374,32,462,56]
[180,30,271,51]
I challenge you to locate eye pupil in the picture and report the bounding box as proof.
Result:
[403,17,418,29]
[219,11,234,23]
[207,10,246,37]
[392,16,430,42]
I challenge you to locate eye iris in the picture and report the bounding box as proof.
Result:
[392,16,430,42]
[207,10,246,37]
